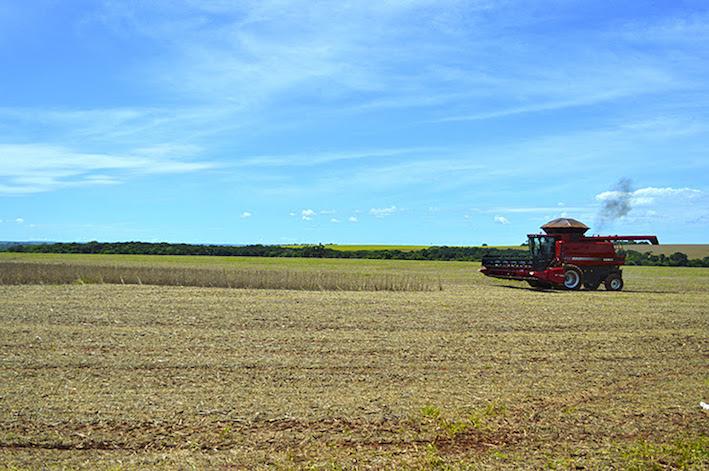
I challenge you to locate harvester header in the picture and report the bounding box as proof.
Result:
[480,218,659,291]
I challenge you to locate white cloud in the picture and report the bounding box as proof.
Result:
[301,209,316,220]
[370,205,398,218]
[595,186,702,206]
[634,186,701,200]
[330,218,340,223]
[240,211,252,219]
[289,211,297,216]
[348,216,358,223]
[15,217,24,224]
[0,144,216,194]
[494,215,510,225]
[595,190,626,201]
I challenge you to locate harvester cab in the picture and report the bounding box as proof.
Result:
[480,218,659,291]
[528,235,555,270]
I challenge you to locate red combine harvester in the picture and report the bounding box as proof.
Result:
[480,218,659,290]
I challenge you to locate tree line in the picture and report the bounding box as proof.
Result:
[3,242,708,266]
[620,249,709,267]
[5,241,526,261]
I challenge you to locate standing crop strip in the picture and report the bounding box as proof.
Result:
[0,261,436,291]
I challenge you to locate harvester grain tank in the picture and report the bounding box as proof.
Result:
[480,218,659,290]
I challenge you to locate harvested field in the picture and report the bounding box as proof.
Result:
[0,254,707,469]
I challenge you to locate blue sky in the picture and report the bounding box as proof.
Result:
[1,0,708,245]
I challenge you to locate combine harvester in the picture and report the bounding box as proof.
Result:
[480,218,658,291]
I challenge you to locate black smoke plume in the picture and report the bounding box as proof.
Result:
[595,178,633,231]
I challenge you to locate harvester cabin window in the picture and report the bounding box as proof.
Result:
[530,236,554,259]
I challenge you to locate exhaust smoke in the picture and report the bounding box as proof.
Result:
[595,178,634,231]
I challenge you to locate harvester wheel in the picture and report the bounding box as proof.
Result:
[563,266,583,290]
[604,273,624,291]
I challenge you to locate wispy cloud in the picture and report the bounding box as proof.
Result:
[240,211,252,219]
[612,11,709,44]
[3,2,706,197]
[103,1,479,104]
[595,186,702,206]
[234,147,441,168]
[370,206,399,218]
[494,215,510,225]
[0,106,244,147]
[92,1,688,122]
[434,92,648,123]
[301,209,316,220]
[0,144,215,194]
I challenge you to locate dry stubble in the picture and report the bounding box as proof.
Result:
[0,259,707,469]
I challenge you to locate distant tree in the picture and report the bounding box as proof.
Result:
[669,252,689,266]
[301,244,327,258]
